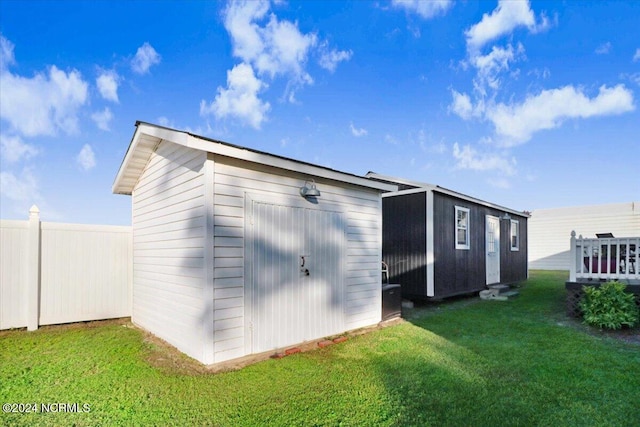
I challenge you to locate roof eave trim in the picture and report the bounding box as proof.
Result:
[113,123,397,194]
[370,172,529,217]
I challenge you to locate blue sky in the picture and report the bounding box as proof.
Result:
[1,0,638,225]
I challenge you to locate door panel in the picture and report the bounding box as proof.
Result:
[251,202,304,353]
[304,209,345,341]
[486,215,500,285]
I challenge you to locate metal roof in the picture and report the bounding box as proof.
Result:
[366,171,530,218]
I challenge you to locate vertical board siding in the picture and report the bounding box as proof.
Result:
[529,202,639,270]
[213,157,382,363]
[0,220,132,330]
[132,141,207,361]
[382,192,428,299]
[433,192,528,297]
[501,218,528,283]
[0,221,29,329]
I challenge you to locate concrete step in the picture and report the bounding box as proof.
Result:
[487,284,510,293]
[501,290,519,298]
[479,288,519,301]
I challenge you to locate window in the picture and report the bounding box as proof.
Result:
[455,206,470,250]
[510,219,519,251]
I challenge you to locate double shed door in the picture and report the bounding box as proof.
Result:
[248,197,346,354]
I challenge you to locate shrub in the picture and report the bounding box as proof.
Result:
[580,281,639,330]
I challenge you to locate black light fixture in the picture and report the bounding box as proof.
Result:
[300,179,321,197]
[501,212,511,221]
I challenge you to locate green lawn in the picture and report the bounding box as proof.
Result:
[1,270,639,426]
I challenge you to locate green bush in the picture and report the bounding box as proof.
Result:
[580,281,639,330]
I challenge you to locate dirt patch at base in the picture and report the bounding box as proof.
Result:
[139,316,405,375]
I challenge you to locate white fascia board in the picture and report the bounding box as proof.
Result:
[366,172,431,189]
[112,126,161,195]
[185,135,395,192]
[115,122,396,194]
[381,187,430,198]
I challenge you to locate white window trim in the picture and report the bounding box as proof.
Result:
[510,219,519,251]
[455,206,470,250]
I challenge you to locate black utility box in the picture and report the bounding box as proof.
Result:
[382,284,402,320]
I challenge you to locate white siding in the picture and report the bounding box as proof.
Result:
[131,141,208,361]
[529,202,640,270]
[0,220,29,329]
[212,157,382,363]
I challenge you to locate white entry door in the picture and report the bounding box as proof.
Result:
[486,215,500,285]
[249,199,345,354]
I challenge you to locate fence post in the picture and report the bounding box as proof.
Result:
[27,205,41,331]
[569,230,576,282]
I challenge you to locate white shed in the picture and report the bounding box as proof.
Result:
[113,122,396,365]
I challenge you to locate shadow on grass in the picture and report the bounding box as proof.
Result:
[368,270,640,426]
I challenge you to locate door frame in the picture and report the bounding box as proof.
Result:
[485,215,501,285]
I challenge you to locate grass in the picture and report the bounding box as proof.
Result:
[1,270,639,426]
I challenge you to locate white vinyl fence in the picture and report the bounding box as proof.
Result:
[0,206,132,330]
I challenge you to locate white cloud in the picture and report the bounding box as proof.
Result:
[450,90,480,120]
[0,167,40,204]
[0,34,15,71]
[486,84,635,146]
[318,46,353,73]
[621,72,640,86]
[450,90,472,119]
[208,0,343,127]
[452,142,516,175]
[96,70,120,102]
[472,43,524,92]
[350,122,368,137]
[528,67,550,80]
[634,48,640,62]
[200,63,270,129]
[131,42,161,74]
[0,63,88,137]
[76,144,96,171]
[0,167,61,219]
[465,0,544,53]
[595,42,611,55]
[91,107,113,131]
[223,0,270,63]
[0,133,39,163]
[157,116,174,128]
[391,0,454,19]
[224,0,316,83]
[385,134,399,145]
[208,0,350,127]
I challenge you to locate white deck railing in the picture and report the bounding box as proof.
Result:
[569,231,640,282]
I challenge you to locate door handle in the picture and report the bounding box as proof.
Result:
[300,256,305,267]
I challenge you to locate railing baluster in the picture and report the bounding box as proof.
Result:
[571,234,640,282]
